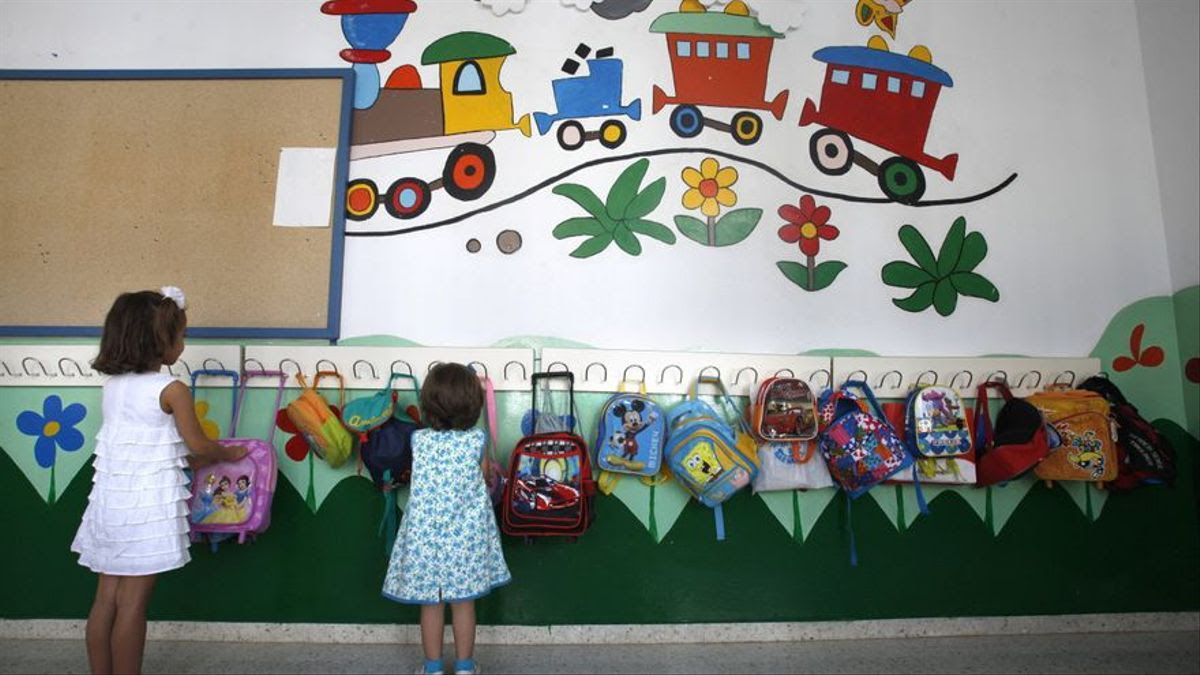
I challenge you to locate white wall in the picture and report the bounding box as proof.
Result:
[0,0,1183,355]
[1136,0,1200,292]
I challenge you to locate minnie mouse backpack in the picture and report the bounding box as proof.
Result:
[188,370,285,547]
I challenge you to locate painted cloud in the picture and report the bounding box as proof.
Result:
[559,0,653,19]
[477,0,528,16]
[699,0,804,33]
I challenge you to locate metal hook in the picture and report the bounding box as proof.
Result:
[503,360,527,382]
[734,366,759,386]
[316,359,339,374]
[1052,370,1076,387]
[699,365,722,381]
[352,360,377,380]
[426,360,445,375]
[2,360,18,377]
[658,364,684,385]
[985,370,1008,384]
[202,358,225,370]
[946,370,973,389]
[57,357,91,378]
[467,361,489,378]
[1015,370,1043,390]
[22,357,48,377]
[545,361,569,373]
[584,362,608,382]
[808,369,831,388]
[915,369,939,386]
[389,360,414,376]
[877,370,903,390]
[845,369,868,383]
[622,364,646,384]
[243,357,265,373]
[775,368,796,378]
[278,358,303,378]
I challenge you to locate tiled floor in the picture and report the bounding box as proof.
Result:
[2,631,1197,674]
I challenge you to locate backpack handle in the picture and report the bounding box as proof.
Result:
[381,372,419,396]
[531,371,576,433]
[303,370,347,410]
[234,369,288,443]
[190,368,241,430]
[832,380,889,426]
[692,375,753,436]
[973,381,1015,453]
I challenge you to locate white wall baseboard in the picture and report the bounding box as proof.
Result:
[2,612,1196,645]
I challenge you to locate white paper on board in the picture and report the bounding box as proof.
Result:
[272,147,336,228]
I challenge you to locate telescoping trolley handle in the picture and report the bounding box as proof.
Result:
[234,369,288,443]
[531,371,576,434]
[190,368,241,431]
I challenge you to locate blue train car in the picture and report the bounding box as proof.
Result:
[533,57,642,150]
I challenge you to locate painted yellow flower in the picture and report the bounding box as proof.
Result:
[195,400,220,440]
[681,158,738,217]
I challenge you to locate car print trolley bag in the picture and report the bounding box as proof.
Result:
[1027,385,1118,487]
[501,371,596,539]
[665,376,760,540]
[188,369,286,547]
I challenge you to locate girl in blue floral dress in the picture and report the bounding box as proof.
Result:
[382,363,510,675]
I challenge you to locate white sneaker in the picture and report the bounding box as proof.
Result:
[415,664,444,675]
[453,665,478,675]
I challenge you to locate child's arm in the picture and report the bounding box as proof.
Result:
[160,380,247,466]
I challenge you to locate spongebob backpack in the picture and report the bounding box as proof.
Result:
[665,376,759,540]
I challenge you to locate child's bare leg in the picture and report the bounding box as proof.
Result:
[449,600,476,662]
[86,575,119,674]
[420,603,446,662]
[110,575,157,675]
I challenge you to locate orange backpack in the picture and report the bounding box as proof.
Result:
[1027,386,1118,486]
[285,371,354,469]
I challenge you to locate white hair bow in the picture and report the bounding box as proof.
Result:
[160,286,187,310]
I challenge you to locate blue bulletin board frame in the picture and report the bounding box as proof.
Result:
[0,68,354,342]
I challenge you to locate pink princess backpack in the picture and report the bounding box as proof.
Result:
[188,369,285,546]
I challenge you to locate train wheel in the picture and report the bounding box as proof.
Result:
[598,120,627,149]
[809,129,854,176]
[730,111,762,145]
[556,121,586,151]
[443,143,496,201]
[878,157,926,205]
[669,105,704,138]
[345,178,380,221]
[384,177,431,220]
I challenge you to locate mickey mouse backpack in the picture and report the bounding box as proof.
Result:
[594,380,665,479]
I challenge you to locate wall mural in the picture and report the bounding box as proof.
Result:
[881,216,999,316]
[14,395,87,504]
[775,194,846,292]
[552,158,673,257]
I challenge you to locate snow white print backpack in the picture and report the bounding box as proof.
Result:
[899,385,976,485]
[188,370,286,548]
[665,376,760,540]
[818,380,926,565]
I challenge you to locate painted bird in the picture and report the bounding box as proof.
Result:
[855,0,911,39]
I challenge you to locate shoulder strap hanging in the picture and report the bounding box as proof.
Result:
[839,380,890,424]
[973,381,1014,455]
[190,368,240,431]
[234,369,288,442]
[311,370,347,410]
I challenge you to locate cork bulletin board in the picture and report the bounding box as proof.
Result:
[0,69,353,339]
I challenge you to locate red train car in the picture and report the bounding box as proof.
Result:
[649,4,789,145]
[799,43,958,204]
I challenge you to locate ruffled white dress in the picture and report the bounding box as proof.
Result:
[71,372,191,576]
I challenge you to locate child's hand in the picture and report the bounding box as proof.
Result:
[222,444,249,462]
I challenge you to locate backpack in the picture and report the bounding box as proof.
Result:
[818,380,926,565]
[747,376,829,493]
[479,374,507,508]
[188,369,285,547]
[342,372,419,442]
[973,381,1052,486]
[665,376,760,540]
[285,371,353,469]
[595,383,666,478]
[501,371,596,538]
[1027,386,1118,486]
[1078,376,1175,491]
[899,385,976,485]
[360,409,422,490]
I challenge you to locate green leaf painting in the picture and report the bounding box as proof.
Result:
[883,216,1000,315]
[553,159,673,258]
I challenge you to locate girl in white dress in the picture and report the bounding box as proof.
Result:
[71,287,245,675]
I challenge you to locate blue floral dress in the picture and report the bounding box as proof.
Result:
[382,428,511,604]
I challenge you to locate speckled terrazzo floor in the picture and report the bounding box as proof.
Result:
[2,631,1197,674]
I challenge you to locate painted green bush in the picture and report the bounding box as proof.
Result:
[552,159,675,257]
[882,215,1000,316]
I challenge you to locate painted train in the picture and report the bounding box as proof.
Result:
[329,0,963,221]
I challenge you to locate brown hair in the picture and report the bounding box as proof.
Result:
[92,290,187,375]
[419,362,484,431]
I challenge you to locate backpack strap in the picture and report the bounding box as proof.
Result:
[235,369,288,442]
[846,492,858,566]
[713,503,726,541]
[311,370,347,411]
[530,371,577,434]
[838,380,889,424]
[190,368,240,432]
[973,381,1014,455]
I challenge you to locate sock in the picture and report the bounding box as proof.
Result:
[424,658,443,674]
[454,658,476,672]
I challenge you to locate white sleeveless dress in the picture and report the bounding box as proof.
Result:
[71,372,192,576]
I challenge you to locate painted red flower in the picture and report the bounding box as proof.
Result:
[778,194,839,257]
[1186,357,1200,384]
[275,408,310,462]
[1112,323,1164,372]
